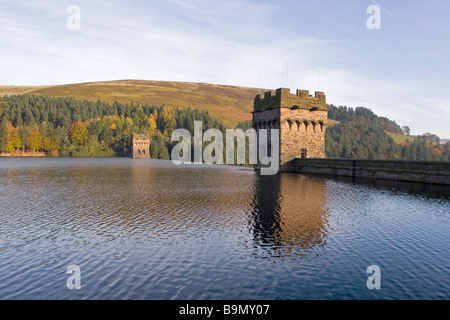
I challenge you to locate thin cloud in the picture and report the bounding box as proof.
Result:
[0,0,448,137]
[370,0,392,15]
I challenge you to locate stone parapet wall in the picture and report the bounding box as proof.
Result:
[254,88,327,112]
[291,159,450,185]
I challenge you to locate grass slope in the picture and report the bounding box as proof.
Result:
[387,132,417,144]
[0,85,50,95]
[1,81,414,136]
[0,80,263,128]
[327,119,340,127]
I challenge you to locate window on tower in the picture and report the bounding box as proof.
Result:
[300,149,307,159]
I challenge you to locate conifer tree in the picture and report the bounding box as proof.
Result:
[0,115,7,152]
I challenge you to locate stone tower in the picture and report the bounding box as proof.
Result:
[252,88,328,170]
[132,134,150,159]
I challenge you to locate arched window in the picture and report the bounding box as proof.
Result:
[303,121,309,132]
[287,120,293,131]
[319,121,324,132]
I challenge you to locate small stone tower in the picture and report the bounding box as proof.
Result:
[252,88,328,170]
[132,134,150,159]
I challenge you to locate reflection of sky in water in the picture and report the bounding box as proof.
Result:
[0,158,448,300]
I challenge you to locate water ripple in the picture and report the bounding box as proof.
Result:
[0,158,448,300]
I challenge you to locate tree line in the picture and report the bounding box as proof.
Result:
[0,95,448,162]
[326,105,450,161]
[0,94,224,158]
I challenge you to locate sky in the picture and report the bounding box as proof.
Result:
[0,0,449,137]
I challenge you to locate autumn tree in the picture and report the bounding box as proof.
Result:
[5,123,22,152]
[159,107,176,137]
[26,125,43,152]
[69,121,89,147]
[0,115,7,152]
[43,129,60,155]
[148,113,157,139]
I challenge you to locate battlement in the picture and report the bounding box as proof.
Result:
[254,88,325,101]
[252,88,328,166]
[132,134,150,142]
[254,88,327,113]
[132,134,150,159]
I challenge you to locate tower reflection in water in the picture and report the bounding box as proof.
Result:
[251,173,329,258]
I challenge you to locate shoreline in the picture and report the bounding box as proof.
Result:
[0,152,47,157]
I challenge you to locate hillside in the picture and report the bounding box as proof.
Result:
[0,85,50,96]
[0,80,262,128]
[0,92,448,161]
[325,105,449,161]
[1,80,448,161]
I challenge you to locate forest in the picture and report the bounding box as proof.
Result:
[0,94,224,158]
[0,94,449,162]
[325,105,450,161]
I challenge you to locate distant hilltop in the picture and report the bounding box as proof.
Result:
[1,79,447,142]
[1,81,448,161]
[0,80,263,128]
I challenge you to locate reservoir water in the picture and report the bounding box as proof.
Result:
[0,158,448,300]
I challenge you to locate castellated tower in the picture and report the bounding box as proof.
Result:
[252,88,328,170]
[132,134,150,159]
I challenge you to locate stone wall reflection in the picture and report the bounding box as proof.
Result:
[251,173,329,257]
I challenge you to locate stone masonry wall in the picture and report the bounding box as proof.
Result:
[252,88,328,167]
[293,159,450,185]
[132,134,150,159]
[280,108,327,164]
